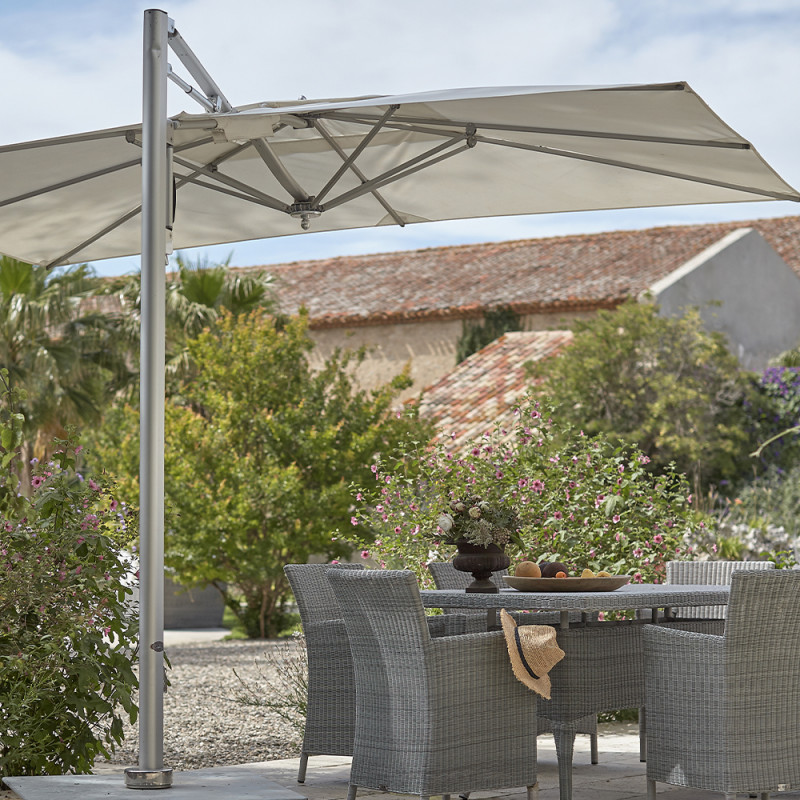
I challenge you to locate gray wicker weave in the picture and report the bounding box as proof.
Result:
[665,559,775,618]
[328,568,539,800]
[284,563,363,784]
[427,561,599,764]
[284,563,467,784]
[644,569,800,800]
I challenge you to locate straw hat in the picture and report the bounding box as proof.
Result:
[500,609,565,699]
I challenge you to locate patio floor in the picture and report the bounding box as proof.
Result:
[6,721,799,800]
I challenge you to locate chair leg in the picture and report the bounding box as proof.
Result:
[346,784,358,800]
[527,783,539,800]
[647,778,657,800]
[590,731,599,765]
[297,752,309,783]
[639,706,647,762]
[458,794,470,800]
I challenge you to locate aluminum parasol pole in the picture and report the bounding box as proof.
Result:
[125,7,173,790]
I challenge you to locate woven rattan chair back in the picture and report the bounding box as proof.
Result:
[283,562,363,783]
[328,568,539,800]
[645,569,800,799]
[665,559,775,618]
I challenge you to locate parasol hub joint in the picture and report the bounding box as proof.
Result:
[289,200,322,230]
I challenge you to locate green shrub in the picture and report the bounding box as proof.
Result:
[1,370,138,778]
[529,299,755,493]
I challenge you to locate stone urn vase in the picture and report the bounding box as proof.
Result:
[452,539,510,593]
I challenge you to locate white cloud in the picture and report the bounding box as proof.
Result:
[2,0,798,274]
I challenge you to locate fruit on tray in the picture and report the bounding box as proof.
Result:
[540,561,570,578]
[581,568,595,578]
[515,560,542,578]
[555,571,567,578]
[596,570,612,577]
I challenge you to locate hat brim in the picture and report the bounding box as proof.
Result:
[500,609,564,699]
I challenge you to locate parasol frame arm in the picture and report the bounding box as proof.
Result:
[313,118,406,226]
[323,134,472,211]
[313,104,400,205]
[167,20,233,113]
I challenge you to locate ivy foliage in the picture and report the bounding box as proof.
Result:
[455,304,522,364]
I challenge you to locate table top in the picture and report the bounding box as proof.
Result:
[420,582,731,611]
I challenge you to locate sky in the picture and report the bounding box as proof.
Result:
[1,0,799,277]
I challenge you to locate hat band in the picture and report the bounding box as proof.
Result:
[514,626,541,680]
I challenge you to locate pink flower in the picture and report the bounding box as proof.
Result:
[653,534,663,544]
[394,526,402,534]
[331,559,340,564]
[612,515,620,523]
[633,572,643,583]
[553,511,563,520]
[350,517,358,526]
[356,492,363,501]
[633,548,643,558]
[360,550,369,559]
[531,480,544,494]
[31,476,44,488]
[88,479,101,492]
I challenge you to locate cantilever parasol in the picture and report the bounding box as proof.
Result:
[0,8,797,791]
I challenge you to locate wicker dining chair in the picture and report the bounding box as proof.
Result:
[328,568,539,800]
[631,558,776,763]
[284,563,466,784]
[665,559,775,619]
[644,569,800,800]
[428,560,599,765]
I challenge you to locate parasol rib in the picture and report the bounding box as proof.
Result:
[474,133,799,202]
[318,110,751,150]
[313,119,405,226]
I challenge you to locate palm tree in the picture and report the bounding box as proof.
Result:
[107,252,278,391]
[0,256,132,487]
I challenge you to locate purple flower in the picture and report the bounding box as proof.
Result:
[31,476,44,489]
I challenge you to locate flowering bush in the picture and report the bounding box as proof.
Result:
[1,370,138,777]
[745,366,800,470]
[347,397,704,586]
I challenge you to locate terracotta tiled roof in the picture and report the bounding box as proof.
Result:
[243,215,800,328]
[415,330,573,447]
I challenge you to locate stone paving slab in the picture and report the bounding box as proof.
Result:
[6,725,800,800]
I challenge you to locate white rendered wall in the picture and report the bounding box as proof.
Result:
[649,228,800,371]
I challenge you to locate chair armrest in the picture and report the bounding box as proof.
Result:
[426,613,467,637]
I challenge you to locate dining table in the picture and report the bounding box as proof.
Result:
[420,582,731,800]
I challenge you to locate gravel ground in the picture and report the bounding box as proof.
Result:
[102,638,303,771]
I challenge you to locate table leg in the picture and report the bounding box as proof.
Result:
[487,608,498,630]
[560,610,569,630]
[551,720,577,800]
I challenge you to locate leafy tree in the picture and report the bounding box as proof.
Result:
[0,257,132,488]
[104,253,276,392]
[528,299,754,493]
[455,304,522,364]
[92,310,433,637]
